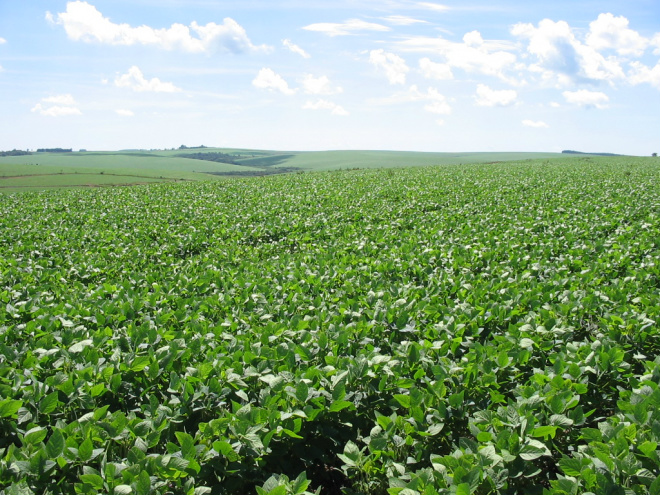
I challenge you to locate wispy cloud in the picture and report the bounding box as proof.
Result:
[283,39,310,58]
[115,66,181,92]
[522,119,549,128]
[415,2,450,12]
[116,109,135,117]
[303,99,349,116]
[47,1,271,54]
[303,18,390,37]
[381,15,427,26]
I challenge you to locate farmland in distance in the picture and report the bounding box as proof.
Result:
[0,156,659,495]
[0,149,564,192]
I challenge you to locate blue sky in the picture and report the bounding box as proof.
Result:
[0,1,658,154]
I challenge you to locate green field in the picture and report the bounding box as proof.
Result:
[0,149,567,192]
[1,156,659,495]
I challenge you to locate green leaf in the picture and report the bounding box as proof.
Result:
[329,400,353,412]
[80,474,105,490]
[295,381,309,403]
[532,425,558,440]
[456,483,471,495]
[135,470,151,495]
[46,429,65,458]
[79,438,94,462]
[23,427,47,446]
[0,399,23,418]
[39,391,59,414]
[559,457,583,477]
[393,394,411,409]
[519,439,550,460]
[69,339,93,353]
[114,486,133,495]
[448,391,464,409]
[130,356,151,372]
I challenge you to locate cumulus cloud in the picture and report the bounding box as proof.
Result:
[303,19,390,37]
[474,84,517,107]
[512,18,625,85]
[395,30,518,82]
[31,94,82,116]
[303,99,349,115]
[586,13,648,57]
[252,68,296,95]
[562,89,609,109]
[283,39,310,58]
[47,1,270,54]
[522,119,549,128]
[115,66,181,92]
[628,61,660,89]
[369,49,409,85]
[115,109,134,116]
[419,58,453,80]
[302,74,342,95]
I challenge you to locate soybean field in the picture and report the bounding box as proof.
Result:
[1,156,659,495]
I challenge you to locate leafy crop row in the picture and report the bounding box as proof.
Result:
[0,157,659,495]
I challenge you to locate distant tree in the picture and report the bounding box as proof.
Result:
[653,152,658,157]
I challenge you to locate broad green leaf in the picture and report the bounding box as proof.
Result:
[79,438,94,462]
[0,399,22,418]
[135,470,151,495]
[46,429,65,457]
[69,339,93,353]
[39,391,59,414]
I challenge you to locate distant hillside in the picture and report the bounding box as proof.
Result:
[562,150,623,157]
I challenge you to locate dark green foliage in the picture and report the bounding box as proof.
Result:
[0,157,659,495]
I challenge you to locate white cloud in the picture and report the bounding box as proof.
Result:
[303,99,349,116]
[562,89,609,109]
[115,66,181,93]
[31,94,81,116]
[652,33,660,55]
[419,57,453,80]
[302,74,342,95]
[586,13,648,57]
[511,19,625,85]
[381,16,427,26]
[115,109,134,116]
[283,39,310,59]
[628,61,660,89]
[48,1,270,54]
[0,37,6,44]
[369,85,451,116]
[416,2,450,12]
[369,49,409,85]
[550,101,561,108]
[252,68,296,95]
[43,94,77,105]
[522,119,549,128]
[395,31,518,82]
[474,84,517,107]
[302,19,390,37]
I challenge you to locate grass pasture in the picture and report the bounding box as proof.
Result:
[0,149,568,192]
[1,156,659,495]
